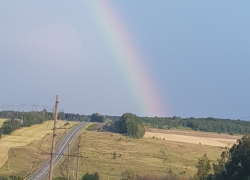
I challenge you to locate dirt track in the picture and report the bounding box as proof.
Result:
[144,128,242,147]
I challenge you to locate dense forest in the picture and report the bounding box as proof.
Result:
[141,116,250,135]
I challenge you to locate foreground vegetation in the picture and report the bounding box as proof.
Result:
[191,133,250,180]
[54,130,223,180]
[140,117,250,135]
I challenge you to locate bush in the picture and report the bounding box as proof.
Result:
[64,122,70,126]
[82,172,99,180]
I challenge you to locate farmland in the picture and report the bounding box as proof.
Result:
[0,123,242,179]
[144,128,241,147]
[0,120,79,177]
[54,128,241,180]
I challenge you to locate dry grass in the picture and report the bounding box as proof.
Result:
[0,120,79,176]
[54,130,227,180]
[144,128,241,147]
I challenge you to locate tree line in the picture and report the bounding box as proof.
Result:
[90,113,107,123]
[141,116,250,135]
[0,110,51,138]
[2,110,250,135]
[0,110,90,122]
[64,113,89,121]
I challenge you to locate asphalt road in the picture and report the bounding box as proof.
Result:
[28,122,89,180]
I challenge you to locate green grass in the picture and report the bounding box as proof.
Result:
[55,130,223,180]
[86,123,97,131]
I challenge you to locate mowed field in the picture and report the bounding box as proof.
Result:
[0,120,79,174]
[54,129,241,180]
[144,128,241,147]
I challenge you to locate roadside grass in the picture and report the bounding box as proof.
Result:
[86,123,97,131]
[55,130,224,180]
[0,120,79,177]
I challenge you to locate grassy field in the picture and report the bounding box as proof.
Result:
[54,130,231,180]
[0,120,79,177]
[0,118,7,127]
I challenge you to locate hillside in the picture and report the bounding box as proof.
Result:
[0,120,79,176]
[53,128,239,180]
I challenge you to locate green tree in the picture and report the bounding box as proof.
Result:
[191,154,211,180]
[2,118,21,135]
[90,113,106,123]
[220,133,250,180]
[118,113,145,139]
[194,134,250,180]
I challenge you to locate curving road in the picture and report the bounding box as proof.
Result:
[28,122,89,180]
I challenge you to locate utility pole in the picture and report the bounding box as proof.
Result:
[67,143,70,180]
[49,95,59,180]
[76,135,81,180]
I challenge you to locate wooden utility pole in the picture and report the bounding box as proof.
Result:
[49,95,59,180]
[67,143,70,180]
[76,135,81,180]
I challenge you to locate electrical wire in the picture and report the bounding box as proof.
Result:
[238,116,250,120]
[25,106,55,179]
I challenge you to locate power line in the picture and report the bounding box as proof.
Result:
[26,117,52,179]
[238,116,250,120]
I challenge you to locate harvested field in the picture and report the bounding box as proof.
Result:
[144,128,241,147]
[0,120,78,168]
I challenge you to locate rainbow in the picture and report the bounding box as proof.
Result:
[84,0,167,117]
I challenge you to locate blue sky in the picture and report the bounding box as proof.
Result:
[1,1,250,119]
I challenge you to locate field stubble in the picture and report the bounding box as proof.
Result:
[144,128,241,147]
